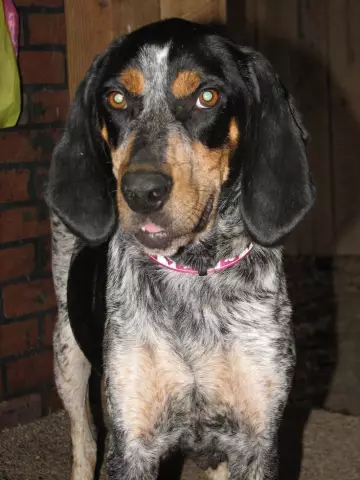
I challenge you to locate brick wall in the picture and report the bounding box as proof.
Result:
[0,0,68,429]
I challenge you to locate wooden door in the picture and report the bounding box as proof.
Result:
[228,0,360,255]
[65,0,226,98]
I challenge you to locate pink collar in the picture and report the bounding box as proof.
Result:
[148,243,253,276]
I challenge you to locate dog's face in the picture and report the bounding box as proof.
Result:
[46,19,315,254]
[98,26,245,255]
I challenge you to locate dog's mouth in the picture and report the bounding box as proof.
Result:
[135,222,170,250]
[134,194,215,251]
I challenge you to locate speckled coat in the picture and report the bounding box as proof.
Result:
[47,18,315,480]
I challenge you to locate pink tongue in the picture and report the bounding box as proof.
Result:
[144,222,164,233]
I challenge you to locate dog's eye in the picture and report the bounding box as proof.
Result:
[108,91,127,110]
[196,89,220,109]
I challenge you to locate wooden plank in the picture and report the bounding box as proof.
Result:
[255,0,335,255]
[256,0,298,82]
[293,0,333,255]
[112,0,160,35]
[243,0,259,47]
[160,0,223,23]
[226,0,257,46]
[64,0,113,98]
[329,0,360,254]
[218,0,227,24]
[256,0,301,254]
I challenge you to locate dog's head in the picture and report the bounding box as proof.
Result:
[46,19,315,255]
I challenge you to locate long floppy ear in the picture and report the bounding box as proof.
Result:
[239,50,315,246]
[45,54,116,245]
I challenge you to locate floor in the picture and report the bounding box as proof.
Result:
[0,256,359,479]
[0,408,359,480]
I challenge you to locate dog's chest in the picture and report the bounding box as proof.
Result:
[106,260,285,447]
[106,327,279,446]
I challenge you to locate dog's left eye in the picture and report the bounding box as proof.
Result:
[107,91,127,110]
[196,89,220,109]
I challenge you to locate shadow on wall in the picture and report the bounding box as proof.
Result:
[226,7,360,255]
[280,256,337,480]
[224,5,360,480]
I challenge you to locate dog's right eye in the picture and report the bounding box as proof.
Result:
[196,89,220,109]
[107,91,127,110]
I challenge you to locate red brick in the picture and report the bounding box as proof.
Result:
[6,351,54,394]
[28,13,66,45]
[43,312,56,346]
[18,92,29,125]
[19,51,66,84]
[33,166,49,200]
[0,129,61,164]
[0,394,42,429]
[0,318,39,357]
[44,239,52,272]
[0,169,30,204]
[0,132,41,163]
[16,0,63,7]
[0,206,50,243]
[0,244,35,282]
[29,90,69,123]
[38,236,52,273]
[2,278,56,318]
[19,13,25,47]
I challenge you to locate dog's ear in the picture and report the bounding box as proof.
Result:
[45,53,116,246]
[237,49,315,246]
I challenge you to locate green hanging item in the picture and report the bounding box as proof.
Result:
[0,0,21,128]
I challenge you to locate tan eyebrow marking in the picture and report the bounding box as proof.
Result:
[120,68,145,96]
[228,117,240,147]
[171,70,201,98]
[101,125,108,143]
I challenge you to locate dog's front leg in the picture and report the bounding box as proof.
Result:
[104,340,163,480]
[105,403,161,480]
[228,439,277,480]
[106,432,160,480]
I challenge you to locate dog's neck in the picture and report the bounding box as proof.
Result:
[170,205,251,273]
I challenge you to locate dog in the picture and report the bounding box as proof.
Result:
[46,18,315,480]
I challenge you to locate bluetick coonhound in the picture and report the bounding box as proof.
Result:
[45,18,315,480]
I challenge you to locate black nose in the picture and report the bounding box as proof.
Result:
[121,172,172,213]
